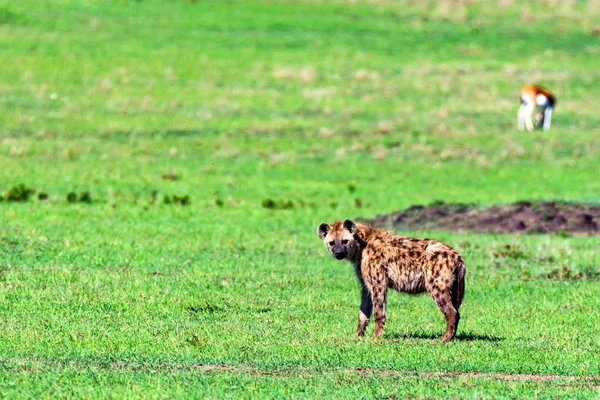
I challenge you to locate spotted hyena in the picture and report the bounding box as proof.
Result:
[317,219,466,341]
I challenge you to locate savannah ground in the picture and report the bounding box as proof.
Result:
[1,0,600,398]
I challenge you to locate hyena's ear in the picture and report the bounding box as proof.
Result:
[343,219,358,235]
[317,223,331,240]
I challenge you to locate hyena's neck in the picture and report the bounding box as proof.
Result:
[346,223,374,265]
[347,250,361,267]
[356,223,377,245]
[352,255,363,283]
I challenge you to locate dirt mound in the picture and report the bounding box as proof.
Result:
[364,201,600,236]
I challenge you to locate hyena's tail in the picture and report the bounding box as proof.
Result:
[452,257,466,311]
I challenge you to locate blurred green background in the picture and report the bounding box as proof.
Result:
[1,0,599,398]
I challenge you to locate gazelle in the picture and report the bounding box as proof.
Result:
[518,84,556,131]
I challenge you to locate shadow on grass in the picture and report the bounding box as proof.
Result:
[385,331,503,342]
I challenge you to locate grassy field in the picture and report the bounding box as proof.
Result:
[1,0,600,398]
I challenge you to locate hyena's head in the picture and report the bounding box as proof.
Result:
[317,219,360,261]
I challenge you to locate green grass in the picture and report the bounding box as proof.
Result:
[1,0,600,398]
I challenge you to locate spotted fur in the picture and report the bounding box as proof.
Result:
[317,219,466,341]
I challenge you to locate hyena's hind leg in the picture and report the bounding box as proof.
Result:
[450,261,466,337]
[426,251,461,341]
[431,289,458,342]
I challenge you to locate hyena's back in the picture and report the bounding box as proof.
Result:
[367,235,464,300]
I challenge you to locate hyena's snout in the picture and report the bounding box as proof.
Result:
[332,246,347,260]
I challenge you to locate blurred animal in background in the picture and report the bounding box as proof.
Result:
[518,84,556,131]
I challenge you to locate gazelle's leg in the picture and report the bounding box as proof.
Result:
[536,111,544,129]
[524,103,535,131]
[518,103,534,131]
[543,107,553,130]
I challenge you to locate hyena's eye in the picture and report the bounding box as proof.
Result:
[328,241,335,246]
[341,239,349,245]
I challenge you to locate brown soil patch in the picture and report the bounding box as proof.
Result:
[363,201,600,235]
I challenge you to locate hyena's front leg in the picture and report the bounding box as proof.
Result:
[371,284,387,338]
[354,285,372,337]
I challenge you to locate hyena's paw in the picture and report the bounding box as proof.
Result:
[372,329,383,338]
[440,333,455,342]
